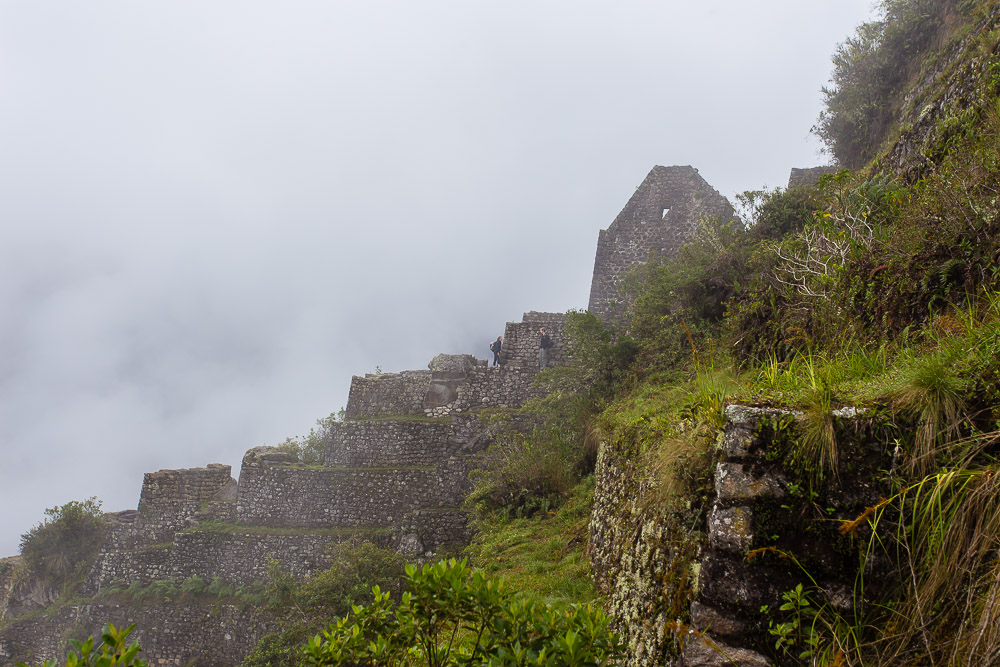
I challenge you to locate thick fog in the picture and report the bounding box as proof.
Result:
[0,1,874,556]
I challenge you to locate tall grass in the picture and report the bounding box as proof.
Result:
[850,466,1000,664]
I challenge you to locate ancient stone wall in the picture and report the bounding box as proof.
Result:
[0,601,272,667]
[588,166,734,322]
[236,459,469,528]
[786,166,837,189]
[395,509,470,559]
[344,371,432,419]
[325,421,458,467]
[166,529,391,587]
[459,367,539,410]
[591,403,892,666]
[498,312,568,370]
[83,468,240,594]
[136,465,237,544]
[588,421,685,666]
[85,540,173,591]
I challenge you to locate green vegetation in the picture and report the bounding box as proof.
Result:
[464,478,597,607]
[814,0,990,168]
[241,541,407,667]
[274,411,343,464]
[19,498,108,592]
[304,558,620,666]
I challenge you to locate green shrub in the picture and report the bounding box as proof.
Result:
[19,498,108,589]
[467,427,579,520]
[274,411,343,464]
[303,558,622,666]
[242,543,406,667]
[18,622,147,667]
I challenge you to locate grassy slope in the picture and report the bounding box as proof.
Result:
[462,477,597,607]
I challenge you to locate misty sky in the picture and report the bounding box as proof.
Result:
[0,1,875,556]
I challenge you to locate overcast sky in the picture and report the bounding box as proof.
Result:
[0,1,876,556]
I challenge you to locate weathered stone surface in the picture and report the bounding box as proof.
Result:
[497,312,568,370]
[680,635,771,666]
[708,505,753,552]
[720,405,800,458]
[689,602,747,637]
[697,553,795,612]
[325,421,459,467]
[715,463,787,500]
[0,602,272,667]
[236,458,469,528]
[884,4,1000,181]
[344,370,433,419]
[588,165,735,321]
[345,315,567,420]
[428,353,478,376]
[787,166,837,189]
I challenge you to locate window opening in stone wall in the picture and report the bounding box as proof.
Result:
[661,207,671,219]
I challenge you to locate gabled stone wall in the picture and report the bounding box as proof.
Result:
[787,166,836,189]
[588,166,734,322]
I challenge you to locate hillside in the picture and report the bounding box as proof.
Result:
[5,0,1000,665]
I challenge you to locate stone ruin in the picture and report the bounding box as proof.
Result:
[587,165,735,322]
[1,164,848,666]
[0,311,568,666]
[786,166,837,189]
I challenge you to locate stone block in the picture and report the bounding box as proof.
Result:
[715,463,786,501]
[689,602,747,638]
[708,505,753,552]
[720,405,800,459]
[697,553,794,612]
[680,634,771,666]
[428,353,477,377]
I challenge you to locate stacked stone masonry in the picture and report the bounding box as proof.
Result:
[346,312,567,420]
[344,370,432,420]
[679,404,889,666]
[0,602,272,667]
[786,166,837,189]
[325,421,459,467]
[588,166,735,321]
[589,402,892,666]
[236,461,468,527]
[498,311,568,370]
